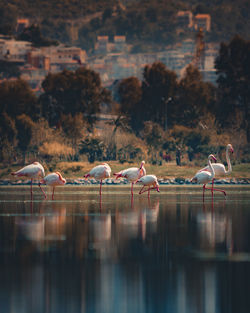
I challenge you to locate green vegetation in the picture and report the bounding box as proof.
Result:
[0,36,249,174]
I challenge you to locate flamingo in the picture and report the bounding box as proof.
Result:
[137,175,160,197]
[191,154,226,199]
[199,144,234,194]
[84,163,111,195]
[11,162,47,199]
[41,172,66,200]
[114,161,146,195]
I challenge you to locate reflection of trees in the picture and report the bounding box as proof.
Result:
[1,190,250,313]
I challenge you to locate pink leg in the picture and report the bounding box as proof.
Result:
[140,186,158,195]
[30,179,33,199]
[204,186,226,197]
[139,185,146,194]
[203,184,206,201]
[131,182,134,196]
[52,187,55,200]
[99,180,102,196]
[38,181,47,199]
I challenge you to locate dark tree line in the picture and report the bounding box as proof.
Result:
[0,35,250,163]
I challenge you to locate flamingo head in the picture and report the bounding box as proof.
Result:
[156,183,160,192]
[209,154,217,163]
[228,144,234,154]
[56,172,66,185]
[139,160,145,169]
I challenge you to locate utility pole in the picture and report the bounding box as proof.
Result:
[162,97,172,131]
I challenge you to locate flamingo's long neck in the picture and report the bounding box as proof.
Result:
[208,156,215,179]
[225,146,232,174]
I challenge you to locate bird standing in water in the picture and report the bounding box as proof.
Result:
[11,162,47,199]
[41,172,66,200]
[84,163,111,195]
[198,144,234,195]
[191,154,226,199]
[114,161,146,195]
[137,174,160,197]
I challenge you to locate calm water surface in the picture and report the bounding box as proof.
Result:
[0,185,250,313]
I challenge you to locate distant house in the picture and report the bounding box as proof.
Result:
[193,14,211,32]
[26,45,87,72]
[176,11,193,29]
[0,38,32,62]
[95,36,109,54]
[114,36,126,52]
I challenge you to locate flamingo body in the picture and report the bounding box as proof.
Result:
[86,163,111,180]
[191,154,226,198]
[42,172,66,200]
[12,162,45,179]
[199,144,234,176]
[114,161,146,195]
[137,174,160,196]
[42,172,66,186]
[11,162,46,198]
[84,163,111,195]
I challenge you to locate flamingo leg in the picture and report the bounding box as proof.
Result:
[52,187,55,200]
[131,182,134,196]
[30,179,33,199]
[38,181,47,199]
[139,185,146,194]
[99,180,102,196]
[203,184,206,201]
[140,186,158,195]
[204,186,226,196]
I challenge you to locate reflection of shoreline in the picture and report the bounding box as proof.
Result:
[2,177,250,186]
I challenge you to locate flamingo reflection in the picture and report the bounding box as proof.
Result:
[196,202,232,253]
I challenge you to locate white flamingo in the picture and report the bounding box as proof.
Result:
[137,174,160,197]
[200,144,234,175]
[41,172,66,200]
[11,162,46,198]
[199,144,234,195]
[191,154,226,198]
[84,163,111,195]
[114,161,146,195]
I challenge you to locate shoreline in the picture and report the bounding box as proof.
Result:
[1,177,250,186]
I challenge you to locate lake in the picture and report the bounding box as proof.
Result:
[0,185,250,313]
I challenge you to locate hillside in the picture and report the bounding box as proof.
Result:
[1,0,250,52]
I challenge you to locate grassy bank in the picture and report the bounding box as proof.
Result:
[1,161,250,180]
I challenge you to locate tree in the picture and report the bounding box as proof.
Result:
[17,24,58,47]
[118,76,142,131]
[15,114,35,163]
[176,65,216,127]
[0,112,17,162]
[141,62,177,129]
[0,4,17,35]
[0,61,21,79]
[142,121,165,163]
[79,136,105,163]
[215,35,250,142]
[61,113,85,159]
[0,79,39,120]
[40,68,112,127]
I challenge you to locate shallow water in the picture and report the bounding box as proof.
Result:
[0,185,250,313]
